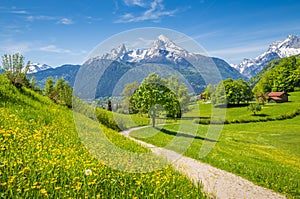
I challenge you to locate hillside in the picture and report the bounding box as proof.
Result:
[252,55,300,94]
[249,58,283,87]
[0,75,206,198]
[29,64,80,89]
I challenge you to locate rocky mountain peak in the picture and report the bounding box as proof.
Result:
[233,35,300,78]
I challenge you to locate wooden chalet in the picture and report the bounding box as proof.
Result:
[267,91,289,103]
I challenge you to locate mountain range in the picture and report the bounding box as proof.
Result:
[233,35,300,78]
[27,63,52,74]
[62,35,245,98]
[31,35,244,97]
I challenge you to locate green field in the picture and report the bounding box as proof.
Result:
[1,70,300,198]
[131,92,300,198]
[0,75,207,198]
[189,92,300,124]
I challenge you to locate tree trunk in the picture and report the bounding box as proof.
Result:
[151,116,155,127]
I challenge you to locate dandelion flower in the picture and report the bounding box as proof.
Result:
[85,169,92,176]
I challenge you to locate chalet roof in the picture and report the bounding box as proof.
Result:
[267,92,288,97]
[269,96,282,101]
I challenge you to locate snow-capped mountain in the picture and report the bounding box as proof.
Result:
[26,63,52,74]
[80,34,244,96]
[99,34,194,66]
[234,35,300,78]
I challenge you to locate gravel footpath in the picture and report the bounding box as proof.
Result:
[121,127,286,199]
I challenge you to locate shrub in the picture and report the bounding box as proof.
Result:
[247,103,262,115]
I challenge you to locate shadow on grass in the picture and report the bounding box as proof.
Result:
[157,128,217,142]
[214,104,249,108]
[181,116,210,120]
[253,113,269,117]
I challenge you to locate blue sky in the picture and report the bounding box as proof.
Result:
[1,0,300,66]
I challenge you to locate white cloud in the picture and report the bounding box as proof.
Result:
[0,42,31,54]
[115,0,178,23]
[38,45,88,57]
[26,15,56,21]
[85,16,102,24]
[39,45,71,53]
[10,10,28,14]
[0,7,29,14]
[58,18,74,25]
[26,15,74,25]
[123,0,146,7]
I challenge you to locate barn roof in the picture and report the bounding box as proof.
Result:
[267,92,289,97]
[269,97,282,101]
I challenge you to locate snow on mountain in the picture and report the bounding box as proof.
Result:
[101,44,128,60]
[234,35,300,78]
[26,63,52,74]
[98,34,194,66]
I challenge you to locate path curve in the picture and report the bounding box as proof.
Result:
[121,127,286,199]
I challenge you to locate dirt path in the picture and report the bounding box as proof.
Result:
[121,127,286,199]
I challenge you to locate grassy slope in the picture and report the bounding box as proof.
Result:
[0,75,206,198]
[131,93,300,198]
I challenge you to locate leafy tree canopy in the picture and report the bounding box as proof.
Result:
[44,77,73,108]
[212,78,253,106]
[126,73,190,127]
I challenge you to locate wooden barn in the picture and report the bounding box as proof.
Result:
[267,91,289,103]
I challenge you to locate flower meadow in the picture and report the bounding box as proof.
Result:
[0,75,206,198]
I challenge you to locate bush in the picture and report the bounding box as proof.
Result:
[247,103,262,115]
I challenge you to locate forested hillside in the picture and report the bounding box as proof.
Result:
[253,55,300,95]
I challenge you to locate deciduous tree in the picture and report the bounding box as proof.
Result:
[130,74,189,127]
[211,78,253,106]
[1,53,30,88]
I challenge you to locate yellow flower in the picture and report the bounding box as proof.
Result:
[0,182,7,186]
[135,180,141,185]
[40,189,47,194]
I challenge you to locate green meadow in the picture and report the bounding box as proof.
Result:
[1,69,299,198]
[0,75,207,198]
[131,92,300,198]
[190,92,300,124]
